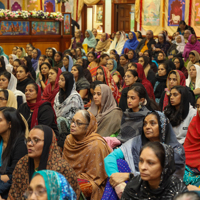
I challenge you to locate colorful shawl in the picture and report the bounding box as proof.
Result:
[95,33,111,52]
[83,30,97,49]
[183,34,200,61]
[163,70,186,110]
[33,170,77,200]
[8,127,81,200]
[63,112,111,200]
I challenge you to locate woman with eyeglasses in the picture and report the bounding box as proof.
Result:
[8,125,81,200]
[0,107,27,199]
[63,110,111,200]
[18,83,58,135]
[173,57,188,79]
[25,170,77,200]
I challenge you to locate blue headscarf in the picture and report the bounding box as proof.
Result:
[83,30,97,49]
[33,170,76,200]
[121,32,139,54]
[0,46,9,60]
[129,50,138,63]
[61,55,73,72]
[110,59,118,75]
[31,48,41,71]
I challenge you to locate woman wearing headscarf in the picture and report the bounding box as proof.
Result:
[107,31,126,55]
[18,83,58,135]
[63,110,111,200]
[54,72,84,134]
[183,34,200,61]
[5,54,17,73]
[167,35,186,59]
[82,30,97,49]
[103,111,185,199]
[164,86,196,144]
[121,32,139,54]
[186,64,200,99]
[95,33,111,53]
[0,46,8,60]
[69,30,84,50]
[54,51,63,68]
[48,48,56,60]
[173,57,188,78]
[0,89,17,109]
[88,84,122,136]
[61,55,73,72]
[0,71,26,107]
[22,56,36,80]
[8,125,81,199]
[184,96,200,186]
[31,48,41,71]
[127,49,138,63]
[106,59,122,91]
[143,50,158,73]
[42,67,62,107]
[187,50,200,70]
[94,66,121,104]
[16,47,26,59]
[28,170,77,200]
[159,70,195,111]
[121,142,187,200]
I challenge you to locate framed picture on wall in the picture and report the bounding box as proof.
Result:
[63,13,71,35]
[96,5,103,23]
[31,21,60,35]
[0,21,30,36]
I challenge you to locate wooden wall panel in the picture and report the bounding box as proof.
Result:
[32,42,60,55]
[1,43,27,56]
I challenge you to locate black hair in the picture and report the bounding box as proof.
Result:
[0,58,6,72]
[0,71,11,82]
[54,51,63,61]
[13,59,21,65]
[137,31,143,39]
[189,52,195,57]
[128,62,137,69]
[88,52,96,59]
[96,66,105,83]
[19,47,23,52]
[96,54,109,64]
[126,70,141,83]
[179,20,186,26]
[17,64,34,80]
[64,49,71,55]
[69,49,77,59]
[72,64,84,80]
[58,71,74,103]
[40,55,47,60]
[26,83,39,94]
[139,56,149,69]
[44,58,54,67]
[164,85,189,126]
[164,60,176,75]
[49,48,56,59]
[50,67,59,74]
[0,107,26,174]
[0,89,8,100]
[120,54,128,60]
[173,57,185,70]
[110,49,117,54]
[113,54,120,63]
[128,84,147,100]
[140,141,165,168]
[76,42,83,48]
[39,62,51,72]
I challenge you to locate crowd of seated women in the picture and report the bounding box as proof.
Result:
[0,20,200,199]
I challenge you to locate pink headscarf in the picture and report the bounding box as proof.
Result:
[183,34,200,61]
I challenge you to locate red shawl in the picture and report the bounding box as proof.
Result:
[90,66,121,104]
[163,70,186,110]
[123,63,155,100]
[27,84,47,129]
[184,111,200,171]
[42,68,62,106]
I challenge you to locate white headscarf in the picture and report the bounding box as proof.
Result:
[107,32,126,55]
[186,64,200,89]
[6,54,17,73]
[176,35,186,53]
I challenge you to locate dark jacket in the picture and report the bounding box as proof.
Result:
[18,102,58,136]
[177,25,195,35]
[71,19,80,37]
[147,69,156,87]
[119,87,129,112]
[135,38,156,54]
[17,78,35,94]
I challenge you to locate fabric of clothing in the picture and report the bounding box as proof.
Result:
[24,56,36,80]
[17,48,26,59]
[117,106,149,143]
[61,55,73,72]
[183,165,200,186]
[76,77,90,91]
[176,35,186,53]
[95,35,111,52]
[31,49,41,71]
[187,50,200,70]
[121,32,139,54]
[6,54,17,73]
[6,90,18,109]
[135,38,156,54]
[183,34,200,61]
[107,32,126,55]
[177,25,195,35]
[33,170,77,200]
[0,46,9,60]
[17,78,35,94]
[54,82,84,120]
[121,144,187,200]
[8,126,81,200]
[54,60,63,69]
[42,68,62,106]
[155,34,171,55]
[63,112,111,200]
[83,30,97,49]
[173,57,188,78]
[88,84,122,136]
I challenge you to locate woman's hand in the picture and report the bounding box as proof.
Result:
[109,173,130,187]
[115,182,126,199]
[187,184,200,191]
[39,73,42,81]
[193,88,200,95]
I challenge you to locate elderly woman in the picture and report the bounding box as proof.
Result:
[83,30,97,49]
[88,84,122,137]
[8,125,81,199]
[95,33,111,53]
[69,30,84,50]
[62,110,111,200]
